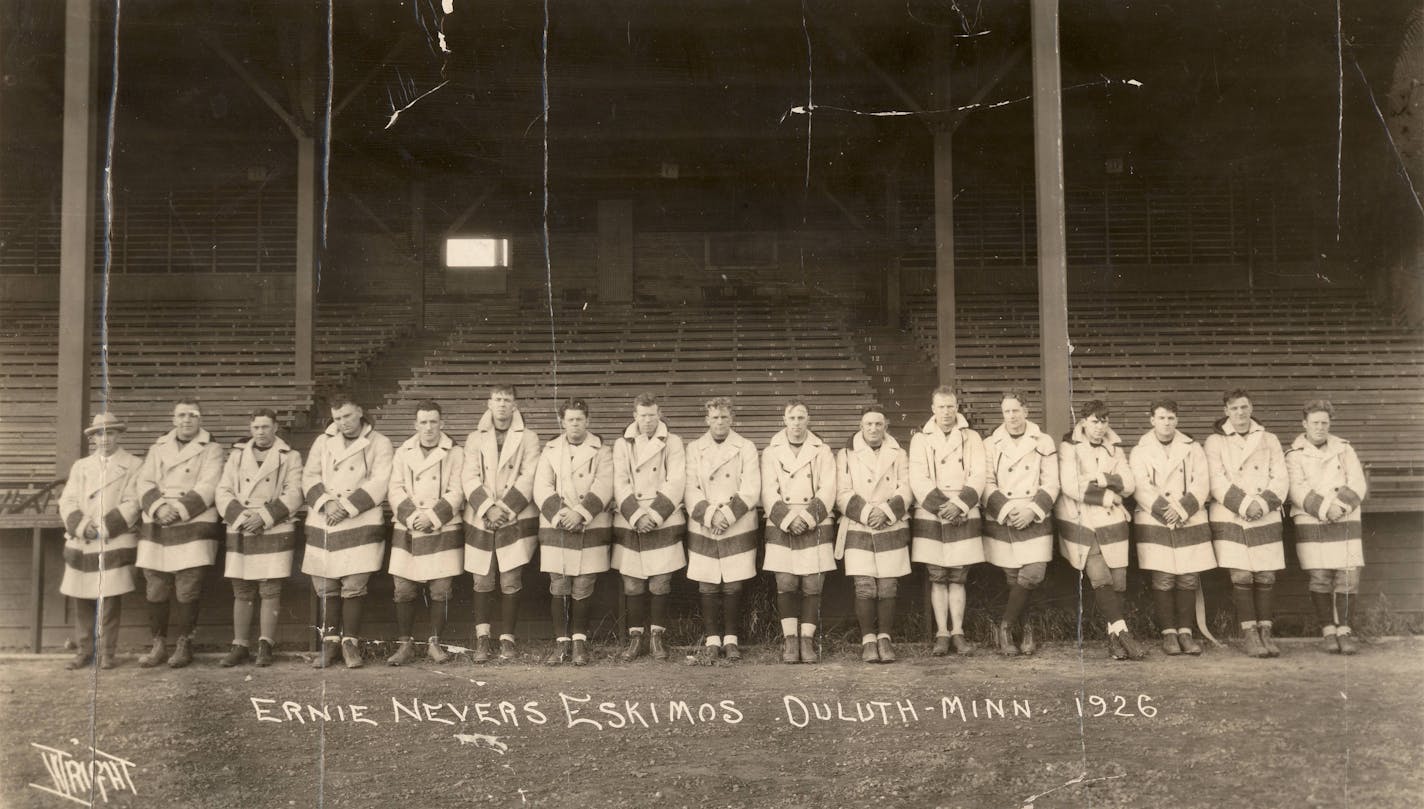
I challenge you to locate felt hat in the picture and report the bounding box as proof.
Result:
[83,412,127,435]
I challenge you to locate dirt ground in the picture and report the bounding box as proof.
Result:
[0,637,1420,809]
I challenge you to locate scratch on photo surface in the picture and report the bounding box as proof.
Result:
[541,0,558,398]
[1335,0,1343,243]
[1347,54,1424,220]
[453,733,509,754]
[780,79,1142,124]
[1018,771,1127,807]
[799,0,814,208]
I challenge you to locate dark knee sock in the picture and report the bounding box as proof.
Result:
[722,588,742,638]
[1003,584,1029,626]
[430,601,448,638]
[776,592,799,628]
[395,601,416,638]
[499,592,520,637]
[1310,591,1335,627]
[626,592,647,633]
[700,593,721,639]
[1335,592,1351,628]
[854,597,877,637]
[1094,586,1124,625]
[342,596,364,637]
[170,601,196,638]
[75,599,97,652]
[1232,586,1256,623]
[1254,585,1274,624]
[876,596,896,636]
[800,594,821,627]
[473,589,495,627]
[148,599,171,638]
[550,596,568,638]
[1152,588,1176,632]
[1174,588,1196,630]
[649,593,668,629]
[570,596,591,637]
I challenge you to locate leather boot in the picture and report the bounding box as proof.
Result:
[877,636,896,663]
[1177,632,1202,656]
[220,644,251,668]
[723,642,741,662]
[544,640,571,666]
[65,652,93,670]
[571,639,589,666]
[254,639,274,667]
[781,636,800,664]
[649,631,668,661]
[861,641,880,663]
[167,636,194,668]
[696,644,720,666]
[1116,631,1146,660]
[622,633,645,662]
[1242,627,1268,659]
[1320,632,1340,654]
[1258,624,1281,658]
[472,635,493,663]
[386,639,416,666]
[99,653,117,670]
[498,637,517,661]
[931,636,951,657]
[313,639,341,669]
[1107,632,1128,660]
[995,623,1019,656]
[427,637,451,664]
[341,638,364,669]
[799,635,818,664]
[138,637,167,668]
[1161,632,1183,655]
[1019,624,1037,656]
[1336,631,1359,655]
[949,634,973,655]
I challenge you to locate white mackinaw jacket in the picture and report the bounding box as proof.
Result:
[300,421,394,578]
[534,433,614,576]
[836,432,912,579]
[1204,418,1289,572]
[909,415,987,568]
[389,432,465,582]
[684,430,761,584]
[612,421,687,579]
[983,422,1059,568]
[1054,424,1135,570]
[461,410,540,575]
[134,428,226,572]
[59,449,142,599]
[215,437,304,581]
[1129,430,1215,574]
[1285,433,1367,570]
[761,429,837,576]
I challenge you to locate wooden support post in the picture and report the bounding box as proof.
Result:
[56,0,98,476]
[296,136,317,389]
[1031,0,1072,441]
[31,526,45,653]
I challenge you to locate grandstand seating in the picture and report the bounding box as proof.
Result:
[905,289,1424,511]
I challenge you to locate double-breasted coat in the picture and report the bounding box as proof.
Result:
[1286,433,1367,570]
[612,420,687,579]
[1130,430,1215,574]
[1054,424,1135,570]
[761,429,837,577]
[535,433,614,576]
[983,422,1059,568]
[1204,418,1289,572]
[909,415,987,569]
[301,421,394,579]
[389,432,465,582]
[215,437,304,581]
[59,449,142,599]
[684,429,761,584]
[461,410,540,576]
[134,428,226,572]
[836,432,912,579]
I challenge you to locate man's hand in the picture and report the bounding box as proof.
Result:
[1244,501,1264,521]
[82,523,99,540]
[938,502,964,523]
[323,501,349,525]
[154,503,180,525]
[558,510,587,531]
[635,514,658,533]
[239,511,267,534]
[1005,505,1034,530]
[787,515,809,535]
[410,512,435,532]
[1160,506,1181,528]
[711,510,732,533]
[866,508,890,530]
[489,503,514,529]
[1326,502,1349,522]
[1101,490,1118,509]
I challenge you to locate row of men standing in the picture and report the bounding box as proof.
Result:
[56,383,1366,670]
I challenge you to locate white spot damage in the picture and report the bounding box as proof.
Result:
[453,733,509,755]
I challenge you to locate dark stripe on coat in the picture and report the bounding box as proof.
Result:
[687,529,758,559]
[63,545,138,572]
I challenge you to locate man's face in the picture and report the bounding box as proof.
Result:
[634,404,661,437]
[1000,398,1027,434]
[860,412,887,445]
[562,408,589,442]
[1083,414,1110,444]
[331,404,364,439]
[705,407,733,440]
[1151,407,1178,441]
[488,392,515,424]
[249,417,277,448]
[415,409,443,446]
[1303,411,1332,444]
[91,429,121,456]
[932,394,958,430]
[783,405,810,442]
[172,404,202,441]
[1225,397,1253,432]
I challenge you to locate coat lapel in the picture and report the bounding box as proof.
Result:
[239,438,289,501]
[493,410,527,471]
[700,431,740,477]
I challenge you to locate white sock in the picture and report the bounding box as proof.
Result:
[877,632,891,641]
[1178,628,1194,637]
[556,636,571,643]
[862,634,877,645]
[499,634,516,643]
[722,635,738,646]
[781,617,798,637]
[1337,625,1352,636]
[1240,620,1257,630]
[231,639,250,648]
[1322,625,1337,637]
[705,637,721,647]
[475,623,492,638]
[1161,628,1178,636]
[629,627,644,636]
[1108,619,1127,635]
[800,623,817,637]
[934,630,951,638]
[572,633,587,642]
[650,625,665,634]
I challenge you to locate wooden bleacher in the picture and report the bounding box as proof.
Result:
[905,288,1424,511]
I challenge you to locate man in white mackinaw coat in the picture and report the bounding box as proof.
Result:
[761,399,836,664]
[982,391,1059,657]
[386,400,465,667]
[909,386,985,657]
[1285,399,1368,655]
[1204,389,1290,659]
[215,409,303,668]
[836,405,912,664]
[134,398,226,669]
[58,413,141,670]
[461,385,540,662]
[612,393,686,662]
[684,397,760,664]
[1054,400,1144,661]
[302,394,395,670]
[1130,398,1215,657]
[535,397,614,666]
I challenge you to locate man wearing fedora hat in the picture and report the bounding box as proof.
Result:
[57,413,142,670]
[134,398,226,669]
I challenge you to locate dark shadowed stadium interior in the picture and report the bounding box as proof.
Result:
[0,0,1420,650]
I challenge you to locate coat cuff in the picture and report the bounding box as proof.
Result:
[1103,473,1125,494]
[1223,485,1248,516]
[102,509,130,538]
[1178,493,1201,517]
[690,500,710,524]
[580,492,605,516]
[346,488,377,515]
[139,487,162,517]
[845,494,868,524]
[1336,487,1362,510]
[807,498,829,525]
[727,494,751,522]
[65,510,84,535]
[175,491,206,522]
[501,487,529,514]
[223,500,246,525]
[1031,489,1055,519]
[304,483,327,509]
[650,492,677,521]
[767,501,792,528]
[572,505,595,525]
[1303,491,1326,519]
[266,500,290,526]
[467,487,490,515]
[1083,485,1106,507]
[1260,490,1283,512]
[919,489,949,512]
[958,486,980,510]
[619,495,641,521]
[540,496,563,522]
[876,503,900,524]
[985,491,1009,521]
[1150,496,1172,523]
[432,500,456,526]
[885,496,907,521]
